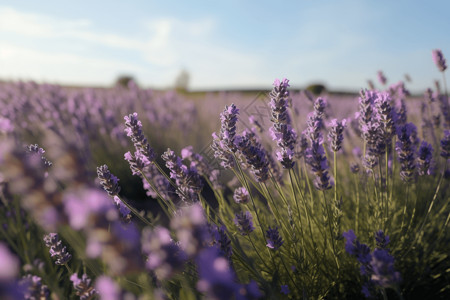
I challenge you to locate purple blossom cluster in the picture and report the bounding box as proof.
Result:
[395,123,417,182]
[343,230,401,298]
[162,148,203,202]
[43,233,72,265]
[269,78,297,169]
[211,104,240,169]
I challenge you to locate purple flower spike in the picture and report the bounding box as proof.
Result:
[234,211,254,235]
[417,141,433,176]
[97,165,121,197]
[124,112,156,162]
[395,123,417,182]
[43,233,72,265]
[141,226,187,280]
[328,119,347,152]
[236,130,270,182]
[432,49,447,72]
[266,226,283,250]
[19,274,51,300]
[124,150,151,176]
[370,249,401,288]
[269,78,297,169]
[441,130,450,159]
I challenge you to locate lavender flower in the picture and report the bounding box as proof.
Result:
[26,144,52,169]
[210,225,232,260]
[358,90,376,134]
[95,276,121,300]
[266,226,283,250]
[211,103,240,165]
[305,141,333,190]
[19,274,50,300]
[124,150,151,176]
[0,242,20,298]
[280,285,290,295]
[196,247,240,300]
[97,165,120,197]
[141,226,187,280]
[269,78,297,169]
[370,249,401,288]
[432,49,447,72]
[377,70,387,85]
[162,148,203,202]
[171,203,211,257]
[43,233,72,265]
[328,119,347,152]
[124,112,156,162]
[235,131,270,182]
[70,273,98,300]
[234,211,255,235]
[306,98,327,142]
[350,163,360,174]
[395,123,417,182]
[441,130,450,159]
[374,91,396,148]
[233,187,250,204]
[181,145,224,191]
[343,230,372,266]
[417,141,433,175]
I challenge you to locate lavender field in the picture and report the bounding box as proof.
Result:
[0,50,450,300]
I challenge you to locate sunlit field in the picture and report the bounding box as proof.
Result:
[1,50,449,299]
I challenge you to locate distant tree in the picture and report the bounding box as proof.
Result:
[174,69,190,92]
[115,75,138,89]
[306,83,326,95]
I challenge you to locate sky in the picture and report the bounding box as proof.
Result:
[0,0,449,92]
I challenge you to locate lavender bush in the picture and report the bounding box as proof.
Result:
[0,50,450,299]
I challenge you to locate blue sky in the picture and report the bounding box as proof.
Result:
[0,0,449,92]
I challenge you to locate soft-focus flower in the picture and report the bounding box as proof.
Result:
[196,247,240,300]
[70,273,98,300]
[95,276,121,300]
[0,243,19,280]
[266,226,283,250]
[417,141,433,175]
[233,187,250,204]
[432,49,447,72]
[141,226,187,280]
[280,285,290,295]
[19,274,50,300]
[171,203,211,257]
[234,211,255,235]
[441,130,450,159]
[370,249,401,288]
[377,70,387,85]
[210,225,232,260]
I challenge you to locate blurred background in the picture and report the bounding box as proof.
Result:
[1,0,449,94]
